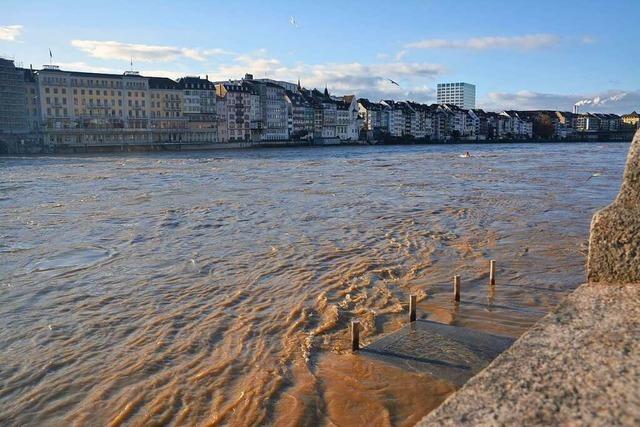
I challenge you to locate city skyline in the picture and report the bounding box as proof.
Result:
[1,0,639,113]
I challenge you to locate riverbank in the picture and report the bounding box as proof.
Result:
[0,137,632,156]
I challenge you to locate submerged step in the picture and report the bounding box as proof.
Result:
[361,320,514,386]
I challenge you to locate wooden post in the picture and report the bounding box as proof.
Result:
[351,320,360,352]
[453,275,461,302]
[409,295,417,322]
[489,259,496,286]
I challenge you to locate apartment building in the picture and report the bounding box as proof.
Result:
[336,95,359,141]
[437,82,476,109]
[242,74,288,141]
[285,89,315,139]
[148,77,188,143]
[177,76,218,143]
[216,82,252,142]
[380,100,405,137]
[0,58,30,133]
[622,111,639,129]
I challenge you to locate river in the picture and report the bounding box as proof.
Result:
[0,142,629,426]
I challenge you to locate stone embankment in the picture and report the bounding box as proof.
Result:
[418,129,640,426]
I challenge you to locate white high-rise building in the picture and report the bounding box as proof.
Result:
[436,82,476,109]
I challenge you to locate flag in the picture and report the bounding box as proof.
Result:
[49,49,52,59]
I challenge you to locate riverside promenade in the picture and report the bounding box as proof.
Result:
[418,129,640,426]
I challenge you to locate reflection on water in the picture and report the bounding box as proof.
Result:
[0,142,629,426]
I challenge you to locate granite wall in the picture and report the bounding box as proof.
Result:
[588,128,640,284]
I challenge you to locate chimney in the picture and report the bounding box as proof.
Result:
[205,74,209,81]
[573,105,579,114]
[245,73,254,80]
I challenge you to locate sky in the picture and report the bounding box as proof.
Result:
[1,0,639,113]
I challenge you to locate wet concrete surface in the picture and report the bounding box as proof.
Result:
[418,282,640,426]
[361,320,514,387]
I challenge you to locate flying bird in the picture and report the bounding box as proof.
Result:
[586,172,603,181]
[289,16,299,28]
[386,78,400,87]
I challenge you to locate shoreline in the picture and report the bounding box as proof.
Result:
[0,138,632,158]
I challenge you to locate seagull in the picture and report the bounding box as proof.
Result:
[289,16,299,28]
[386,78,400,87]
[586,172,603,181]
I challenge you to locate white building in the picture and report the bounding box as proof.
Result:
[437,82,476,109]
[335,95,359,141]
[380,100,404,137]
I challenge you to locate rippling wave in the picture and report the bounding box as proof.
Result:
[0,143,629,426]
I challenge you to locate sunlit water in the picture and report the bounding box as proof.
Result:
[0,142,629,426]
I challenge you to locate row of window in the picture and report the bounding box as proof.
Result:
[44,87,149,97]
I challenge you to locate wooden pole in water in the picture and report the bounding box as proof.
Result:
[490,259,496,286]
[351,320,360,352]
[409,295,417,322]
[453,275,461,302]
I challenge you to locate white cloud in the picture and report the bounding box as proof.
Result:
[480,90,640,114]
[56,62,116,74]
[139,69,189,80]
[406,34,561,50]
[206,51,446,103]
[70,40,229,62]
[0,25,23,41]
[395,50,407,60]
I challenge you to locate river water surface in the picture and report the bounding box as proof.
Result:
[0,143,629,426]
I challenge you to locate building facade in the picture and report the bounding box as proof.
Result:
[285,89,315,140]
[148,77,188,143]
[436,82,476,109]
[622,111,639,129]
[242,74,288,141]
[216,82,252,142]
[177,76,218,143]
[0,58,29,133]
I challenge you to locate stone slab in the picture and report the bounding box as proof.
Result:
[417,282,640,426]
[361,320,514,387]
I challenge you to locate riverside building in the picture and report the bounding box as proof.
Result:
[0,58,29,133]
[436,82,476,110]
[215,82,252,142]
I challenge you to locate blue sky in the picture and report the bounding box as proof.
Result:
[1,0,639,113]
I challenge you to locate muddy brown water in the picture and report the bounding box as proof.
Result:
[0,142,629,426]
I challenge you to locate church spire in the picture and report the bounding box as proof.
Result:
[324,84,329,98]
